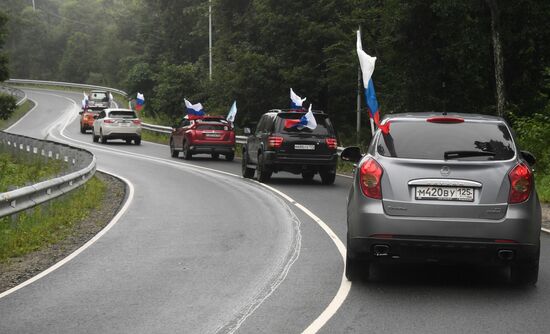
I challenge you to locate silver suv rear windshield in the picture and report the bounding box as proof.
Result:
[110,111,137,119]
[376,120,515,161]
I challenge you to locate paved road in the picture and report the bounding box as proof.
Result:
[1,88,549,333]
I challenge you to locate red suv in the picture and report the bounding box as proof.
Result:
[170,116,236,161]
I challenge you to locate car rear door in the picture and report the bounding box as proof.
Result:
[375,119,517,220]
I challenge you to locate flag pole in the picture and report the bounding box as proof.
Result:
[208,0,213,81]
[356,26,362,145]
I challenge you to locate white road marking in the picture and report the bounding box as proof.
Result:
[6,100,38,131]
[542,228,550,234]
[0,171,134,300]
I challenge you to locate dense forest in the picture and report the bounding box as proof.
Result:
[1,1,549,138]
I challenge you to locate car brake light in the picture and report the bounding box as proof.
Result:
[427,117,464,123]
[508,162,532,204]
[132,119,141,125]
[326,138,337,149]
[104,119,115,123]
[359,158,383,199]
[268,136,284,148]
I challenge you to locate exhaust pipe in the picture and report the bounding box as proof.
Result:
[373,244,390,257]
[498,249,514,261]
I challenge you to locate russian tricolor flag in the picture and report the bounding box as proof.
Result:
[356,30,389,134]
[284,104,317,130]
[184,99,205,119]
[290,88,306,109]
[136,92,145,111]
[82,92,89,110]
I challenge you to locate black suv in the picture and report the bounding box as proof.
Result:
[242,109,339,184]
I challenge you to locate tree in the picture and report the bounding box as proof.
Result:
[0,11,10,81]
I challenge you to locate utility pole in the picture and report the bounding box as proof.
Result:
[32,0,36,11]
[209,0,212,81]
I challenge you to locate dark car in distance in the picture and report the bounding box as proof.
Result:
[170,116,236,161]
[342,113,541,285]
[242,109,338,184]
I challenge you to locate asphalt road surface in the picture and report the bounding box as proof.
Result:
[1,88,549,334]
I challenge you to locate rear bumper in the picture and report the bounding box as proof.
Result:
[263,151,338,167]
[190,144,235,154]
[348,236,539,265]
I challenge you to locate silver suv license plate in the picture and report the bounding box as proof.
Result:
[415,186,474,201]
[295,144,315,150]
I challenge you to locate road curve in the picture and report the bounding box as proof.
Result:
[1,88,549,334]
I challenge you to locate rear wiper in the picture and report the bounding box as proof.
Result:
[444,150,496,160]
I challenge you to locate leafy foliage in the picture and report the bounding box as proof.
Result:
[0,93,16,120]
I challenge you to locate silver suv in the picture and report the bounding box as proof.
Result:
[342,113,541,285]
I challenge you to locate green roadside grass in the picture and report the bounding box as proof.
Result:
[0,176,105,261]
[0,153,64,192]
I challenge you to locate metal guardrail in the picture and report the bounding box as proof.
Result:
[0,84,27,106]
[6,79,345,153]
[0,131,96,218]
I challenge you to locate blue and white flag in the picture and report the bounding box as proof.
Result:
[81,92,89,110]
[226,101,237,122]
[290,88,306,109]
[184,98,205,119]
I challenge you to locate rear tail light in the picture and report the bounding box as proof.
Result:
[508,162,532,204]
[427,117,464,123]
[268,136,284,149]
[359,158,383,199]
[326,138,337,149]
[132,119,142,125]
[104,119,115,124]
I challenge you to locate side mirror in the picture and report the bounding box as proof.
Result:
[79,111,83,115]
[521,150,536,166]
[243,127,251,136]
[93,115,99,119]
[340,146,363,163]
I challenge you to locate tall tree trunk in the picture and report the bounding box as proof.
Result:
[486,0,506,117]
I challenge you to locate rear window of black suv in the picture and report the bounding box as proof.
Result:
[376,120,515,161]
[275,113,335,136]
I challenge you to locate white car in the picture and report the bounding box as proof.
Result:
[92,108,142,145]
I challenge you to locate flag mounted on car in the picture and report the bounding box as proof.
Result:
[136,92,145,111]
[284,104,317,130]
[226,101,237,123]
[290,88,306,109]
[81,92,89,110]
[184,99,205,119]
[356,30,389,134]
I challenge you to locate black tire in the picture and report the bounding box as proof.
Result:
[346,233,370,281]
[212,153,220,160]
[256,153,272,183]
[92,132,99,143]
[511,261,539,286]
[182,141,192,160]
[302,171,315,182]
[135,138,141,145]
[320,169,336,185]
[170,140,179,158]
[100,130,107,144]
[80,124,86,134]
[225,152,235,161]
[242,150,255,178]
[126,139,132,144]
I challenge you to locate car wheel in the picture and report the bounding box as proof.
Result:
[126,139,132,144]
[320,169,336,185]
[511,260,539,286]
[242,150,255,178]
[212,153,220,160]
[170,140,179,158]
[135,138,141,145]
[80,124,86,134]
[100,130,107,144]
[182,141,192,160]
[345,233,370,281]
[225,152,235,161]
[92,131,99,143]
[256,153,272,183]
[302,171,315,182]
